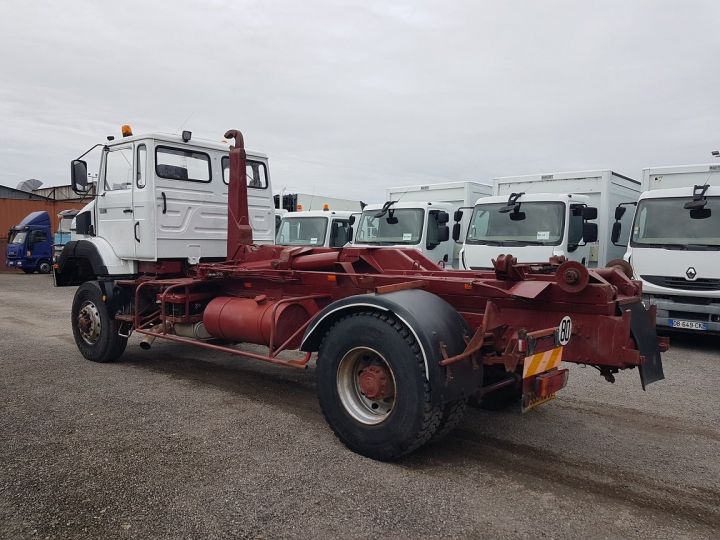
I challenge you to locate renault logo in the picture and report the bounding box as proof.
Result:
[686,267,697,280]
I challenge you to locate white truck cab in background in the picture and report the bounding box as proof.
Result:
[353,181,491,267]
[459,170,640,270]
[351,201,455,266]
[55,128,275,286]
[275,210,354,248]
[612,163,720,333]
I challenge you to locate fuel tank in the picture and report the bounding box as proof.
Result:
[203,295,310,348]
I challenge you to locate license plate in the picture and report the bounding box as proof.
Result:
[669,319,708,331]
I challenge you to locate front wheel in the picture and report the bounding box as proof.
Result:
[71,281,127,363]
[316,312,443,461]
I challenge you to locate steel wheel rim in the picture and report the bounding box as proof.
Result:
[39,262,51,273]
[336,346,396,425]
[77,300,102,345]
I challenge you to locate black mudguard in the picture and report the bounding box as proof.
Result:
[301,290,481,404]
[626,301,665,389]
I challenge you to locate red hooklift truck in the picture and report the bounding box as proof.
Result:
[68,130,666,461]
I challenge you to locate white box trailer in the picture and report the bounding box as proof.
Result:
[386,181,492,210]
[276,193,362,212]
[493,170,641,266]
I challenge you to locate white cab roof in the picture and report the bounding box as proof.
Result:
[473,193,590,206]
[281,210,354,218]
[106,132,267,158]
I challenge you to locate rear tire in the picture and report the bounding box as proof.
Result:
[71,281,127,363]
[38,260,51,274]
[316,311,443,461]
[430,399,467,442]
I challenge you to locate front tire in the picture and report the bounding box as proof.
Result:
[38,260,51,274]
[71,281,127,363]
[316,312,443,461]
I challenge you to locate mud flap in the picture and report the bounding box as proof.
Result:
[626,301,664,389]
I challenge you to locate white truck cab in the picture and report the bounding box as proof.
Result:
[459,193,596,269]
[55,129,275,285]
[459,170,639,270]
[275,210,354,248]
[613,163,720,333]
[350,201,454,266]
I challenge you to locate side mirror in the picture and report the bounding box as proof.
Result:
[509,211,526,221]
[582,206,598,220]
[348,227,354,242]
[452,223,461,242]
[438,224,450,242]
[437,211,449,224]
[583,222,598,243]
[71,160,90,193]
[614,206,627,220]
[611,222,622,244]
[453,209,463,222]
[348,215,356,225]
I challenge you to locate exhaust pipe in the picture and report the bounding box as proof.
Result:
[139,322,170,350]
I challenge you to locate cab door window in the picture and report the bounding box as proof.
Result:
[329,219,351,247]
[104,147,134,191]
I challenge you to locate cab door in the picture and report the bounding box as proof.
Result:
[96,145,135,259]
[132,143,156,259]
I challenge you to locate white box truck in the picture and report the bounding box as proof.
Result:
[350,181,491,267]
[612,163,720,333]
[459,170,641,270]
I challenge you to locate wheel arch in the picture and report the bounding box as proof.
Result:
[301,290,481,404]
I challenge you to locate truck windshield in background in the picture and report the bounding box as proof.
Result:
[631,197,720,248]
[355,209,424,245]
[9,231,27,245]
[276,217,328,246]
[466,202,565,246]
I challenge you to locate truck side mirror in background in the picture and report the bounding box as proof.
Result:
[611,222,622,244]
[348,215,356,225]
[437,211,449,224]
[71,160,90,193]
[614,206,627,220]
[438,224,450,242]
[452,223,461,242]
[611,202,637,247]
[453,209,463,222]
[582,222,598,243]
[582,206,598,220]
[690,208,711,220]
[509,210,526,221]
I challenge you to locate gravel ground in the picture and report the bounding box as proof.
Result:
[0,273,718,539]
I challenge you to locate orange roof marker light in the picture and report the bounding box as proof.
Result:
[121,124,133,137]
[322,203,330,211]
[297,204,303,211]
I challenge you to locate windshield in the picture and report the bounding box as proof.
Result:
[355,208,424,245]
[466,202,565,246]
[631,196,720,248]
[9,231,27,245]
[275,217,328,246]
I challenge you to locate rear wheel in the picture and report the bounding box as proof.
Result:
[430,399,467,442]
[316,312,443,461]
[71,281,127,363]
[38,260,51,274]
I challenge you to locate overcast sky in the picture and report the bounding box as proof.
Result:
[1,0,719,202]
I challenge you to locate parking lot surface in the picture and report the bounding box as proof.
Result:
[1,272,718,539]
